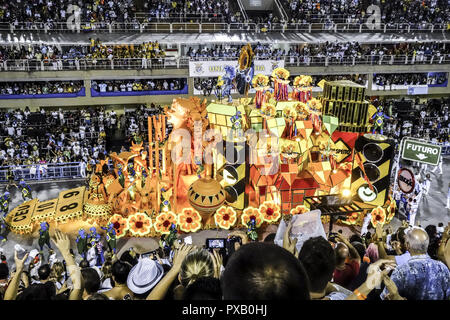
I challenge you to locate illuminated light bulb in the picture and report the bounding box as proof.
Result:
[342,189,351,198]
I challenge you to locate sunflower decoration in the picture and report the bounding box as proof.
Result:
[154,211,178,235]
[290,205,309,215]
[271,67,290,81]
[308,98,322,112]
[299,75,313,87]
[259,201,281,223]
[252,74,270,88]
[214,206,238,230]
[282,106,297,122]
[108,214,129,239]
[370,207,387,227]
[241,207,264,228]
[177,208,202,233]
[127,212,152,237]
[293,75,304,88]
[261,103,277,118]
[295,102,309,120]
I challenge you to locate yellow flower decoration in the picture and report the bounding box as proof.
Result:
[214,206,237,230]
[281,143,296,154]
[271,67,290,80]
[252,74,269,88]
[128,212,152,237]
[241,207,263,227]
[261,103,277,118]
[177,208,202,233]
[154,211,177,235]
[308,98,322,110]
[283,106,297,121]
[259,201,281,223]
[300,75,312,87]
[290,205,309,215]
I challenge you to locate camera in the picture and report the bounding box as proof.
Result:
[206,238,226,250]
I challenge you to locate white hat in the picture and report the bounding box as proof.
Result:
[127,258,164,295]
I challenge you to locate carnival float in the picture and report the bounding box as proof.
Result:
[4,45,396,243]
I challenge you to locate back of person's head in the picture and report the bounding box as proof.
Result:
[17,282,56,300]
[396,227,408,248]
[183,276,222,300]
[425,225,437,239]
[79,259,90,269]
[351,241,366,263]
[349,234,363,244]
[38,264,51,281]
[81,267,101,295]
[405,226,429,255]
[298,236,335,293]
[120,250,139,267]
[263,233,276,243]
[334,242,349,265]
[0,263,9,280]
[50,262,65,281]
[180,249,215,288]
[365,243,379,263]
[111,260,131,285]
[87,293,110,300]
[221,242,310,300]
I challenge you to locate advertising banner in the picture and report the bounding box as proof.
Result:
[189,60,284,77]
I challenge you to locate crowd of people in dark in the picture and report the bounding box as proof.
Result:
[282,0,449,25]
[91,79,186,93]
[373,72,448,90]
[0,81,83,96]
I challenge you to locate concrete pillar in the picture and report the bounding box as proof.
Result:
[367,73,374,96]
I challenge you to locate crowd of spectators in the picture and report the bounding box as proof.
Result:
[187,41,450,65]
[143,0,239,23]
[383,97,449,145]
[0,0,137,28]
[0,106,116,172]
[282,0,449,26]
[91,78,186,93]
[373,72,448,90]
[0,216,448,301]
[0,81,83,96]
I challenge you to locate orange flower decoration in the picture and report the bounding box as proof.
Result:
[128,212,152,237]
[371,207,386,227]
[241,207,263,228]
[214,206,237,230]
[108,214,129,239]
[259,201,281,223]
[178,208,202,233]
[154,211,177,235]
[290,205,309,215]
[345,212,360,225]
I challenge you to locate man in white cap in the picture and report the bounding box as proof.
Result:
[127,257,164,300]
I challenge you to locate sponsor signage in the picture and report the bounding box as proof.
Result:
[189,60,285,77]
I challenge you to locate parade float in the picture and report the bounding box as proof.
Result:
[4,47,396,242]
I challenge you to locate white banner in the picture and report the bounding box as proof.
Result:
[189,60,285,77]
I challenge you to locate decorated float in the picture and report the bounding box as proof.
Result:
[5,48,396,240]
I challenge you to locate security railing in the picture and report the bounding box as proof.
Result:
[0,162,85,182]
[0,21,447,33]
[1,54,449,72]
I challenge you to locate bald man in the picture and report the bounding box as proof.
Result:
[380,227,450,300]
[332,234,361,290]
